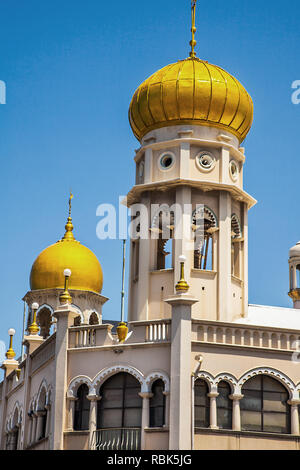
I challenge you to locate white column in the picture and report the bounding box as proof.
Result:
[144,147,153,184]
[229,394,243,431]
[220,147,230,184]
[87,395,101,449]
[288,400,300,435]
[242,203,249,317]
[174,186,192,289]
[218,192,232,321]
[207,392,219,429]
[163,391,170,427]
[139,392,153,450]
[293,265,298,290]
[135,196,151,321]
[16,425,21,450]
[166,294,198,450]
[50,305,79,450]
[35,411,46,441]
[28,417,33,445]
[45,404,51,437]
[67,397,77,431]
[179,142,190,179]
[32,413,38,443]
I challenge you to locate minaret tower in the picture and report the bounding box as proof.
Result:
[288,241,300,308]
[127,1,256,323]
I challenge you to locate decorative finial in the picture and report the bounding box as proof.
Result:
[59,269,72,304]
[62,192,75,241]
[175,255,190,293]
[69,191,73,218]
[189,0,197,58]
[6,328,16,359]
[28,303,40,335]
[117,240,128,344]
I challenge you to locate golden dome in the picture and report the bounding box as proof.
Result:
[129,57,253,143]
[30,199,103,294]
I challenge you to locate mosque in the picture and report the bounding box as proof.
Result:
[1,1,300,451]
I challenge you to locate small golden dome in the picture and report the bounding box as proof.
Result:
[30,197,103,294]
[129,57,253,143]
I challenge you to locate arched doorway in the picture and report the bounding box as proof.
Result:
[96,372,142,449]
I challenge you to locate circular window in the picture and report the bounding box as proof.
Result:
[229,160,238,181]
[196,151,216,172]
[159,153,174,170]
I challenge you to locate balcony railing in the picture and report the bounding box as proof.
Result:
[91,428,141,450]
[194,321,300,351]
[69,320,172,349]
[145,320,171,342]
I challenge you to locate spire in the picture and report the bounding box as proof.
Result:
[117,240,128,344]
[189,0,197,58]
[62,191,75,241]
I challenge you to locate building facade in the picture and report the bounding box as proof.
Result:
[1,3,300,451]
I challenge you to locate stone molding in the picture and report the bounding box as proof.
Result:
[197,367,300,400]
[67,365,171,396]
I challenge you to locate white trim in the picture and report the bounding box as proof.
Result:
[67,375,93,397]
[36,379,48,411]
[92,364,146,395]
[87,310,101,325]
[214,373,238,394]
[158,151,176,172]
[151,203,175,229]
[36,304,54,316]
[194,371,215,393]
[237,367,297,398]
[144,371,170,393]
[195,150,216,173]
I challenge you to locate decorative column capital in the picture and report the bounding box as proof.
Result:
[87,395,102,402]
[139,392,153,399]
[67,396,78,402]
[207,392,219,399]
[288,399,300,407]
[229,394,244,401]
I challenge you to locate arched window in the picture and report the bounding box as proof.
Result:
[193,207,217,271]
[6,408,20,450]
[149,379,165,428]
[89,312,99,325]
[152,209,174,270]
[74,384,90,431]
[217,381,232,430]
[97,373,142,430]
[74,316,81,326]
[37,388,48,440]
[240,375,290,433]
[194,379,210,428]
[37,307,52,339]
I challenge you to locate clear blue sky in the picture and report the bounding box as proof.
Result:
[1,0,300,356]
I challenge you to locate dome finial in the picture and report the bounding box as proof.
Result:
[189,0,197,58]
[62,191,75,241]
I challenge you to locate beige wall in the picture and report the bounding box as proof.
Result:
[194,431,300,450]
